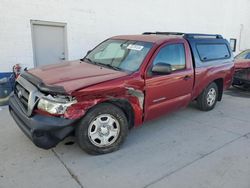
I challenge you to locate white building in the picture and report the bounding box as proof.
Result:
[0,0,250,77]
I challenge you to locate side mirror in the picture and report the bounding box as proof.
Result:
[152,63,172,74]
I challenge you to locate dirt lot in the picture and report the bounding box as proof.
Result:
[0,87,250,188]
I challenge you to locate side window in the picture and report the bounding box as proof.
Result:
[152,44,186,71]
[196,44,230,61]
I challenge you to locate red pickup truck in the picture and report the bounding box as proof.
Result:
[9,32,234,154]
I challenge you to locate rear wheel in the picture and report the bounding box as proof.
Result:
[76,103,128,155]
[197,82,218,111]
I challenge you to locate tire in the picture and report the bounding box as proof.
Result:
[197,82,218,111]
[76,103,128,155]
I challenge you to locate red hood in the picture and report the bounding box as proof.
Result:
[28,60,128,93]
[235,59,250,69]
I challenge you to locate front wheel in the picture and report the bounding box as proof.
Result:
[197,82,218,111]
[76,103,128,155]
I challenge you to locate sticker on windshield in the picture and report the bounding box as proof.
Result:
[127,44,144,51]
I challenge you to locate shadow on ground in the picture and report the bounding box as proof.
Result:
[225,86,250,98]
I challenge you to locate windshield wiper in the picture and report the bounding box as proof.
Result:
[81,58,123,71]
[81,57,96,64]
[100,64,123,71]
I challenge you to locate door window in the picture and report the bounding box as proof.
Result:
[152,44,186,71]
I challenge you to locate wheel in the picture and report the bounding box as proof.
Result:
[197,82,218,111]
[76,103,128,155]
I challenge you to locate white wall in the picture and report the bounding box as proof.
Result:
[0,0,250,72]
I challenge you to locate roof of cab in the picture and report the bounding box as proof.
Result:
[111,32,224,44]
[110,34,183,44]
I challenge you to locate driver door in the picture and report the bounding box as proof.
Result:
[144,41,194,121]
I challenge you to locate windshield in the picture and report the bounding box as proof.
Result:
[84,39,153,72]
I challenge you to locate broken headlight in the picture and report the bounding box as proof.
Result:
[37,95,76,115]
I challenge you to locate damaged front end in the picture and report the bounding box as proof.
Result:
[9,71,145,149]
[69,83,145,127]
[233,68,250,87]
[9,75,80,149]
[233,60,250,87]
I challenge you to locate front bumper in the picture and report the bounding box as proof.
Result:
[9,94,79,149]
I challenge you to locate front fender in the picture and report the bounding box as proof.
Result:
[64,87,144,126]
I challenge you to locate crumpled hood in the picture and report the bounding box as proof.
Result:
[28,60,128,93]
[235,59,250,70]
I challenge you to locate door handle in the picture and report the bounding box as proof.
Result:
[183,75,192,81]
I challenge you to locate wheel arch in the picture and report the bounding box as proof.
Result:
[213,78,224,101]
[81,98,136,129]
[106,99,135,129]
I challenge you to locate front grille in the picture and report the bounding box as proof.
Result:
[15,82,30,112]
[14,76,42,116]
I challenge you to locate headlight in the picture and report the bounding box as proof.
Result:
[37,95,76,115]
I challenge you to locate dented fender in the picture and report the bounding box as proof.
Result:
[65,85,145,127]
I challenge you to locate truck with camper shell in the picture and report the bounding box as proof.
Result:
[9,32,234,154]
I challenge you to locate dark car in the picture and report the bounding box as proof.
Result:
[9,32,234,154]
[233,50,250,87]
